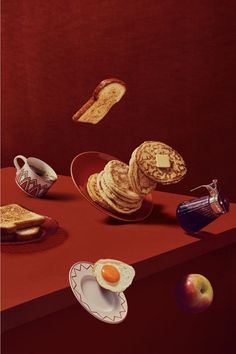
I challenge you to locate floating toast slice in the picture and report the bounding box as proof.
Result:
[72,78,126,124]
[0,204,45,234]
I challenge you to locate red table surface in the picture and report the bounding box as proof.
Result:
[1,167,236,330]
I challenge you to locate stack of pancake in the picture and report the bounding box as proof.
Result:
[87,160,142,214]
[87,141,187,214]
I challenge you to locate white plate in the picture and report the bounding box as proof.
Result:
[69,262,128,324]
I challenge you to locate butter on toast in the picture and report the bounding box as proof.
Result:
[72,78,126,124]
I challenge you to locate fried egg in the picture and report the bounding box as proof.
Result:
[93,259,135,292]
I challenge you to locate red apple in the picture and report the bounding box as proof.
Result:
[175,274,213,313]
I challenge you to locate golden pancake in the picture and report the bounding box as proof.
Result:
[136,141,187,184]
[104,160,141,201]
[100,172,142,209]
[96,172,142,214]
[87,173,111,209]
[128,147,157,195]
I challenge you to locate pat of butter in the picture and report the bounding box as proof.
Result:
[156,154,171,168]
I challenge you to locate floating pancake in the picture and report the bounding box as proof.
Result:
[96,172,142,214]
[135,141,187,185]
[104,160,141,201]
[100,172,142,209]
[128,147,157,195]
[87,173,111,209]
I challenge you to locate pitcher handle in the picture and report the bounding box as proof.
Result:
[190,179,218,197]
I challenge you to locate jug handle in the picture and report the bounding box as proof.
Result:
[190,179,218,197]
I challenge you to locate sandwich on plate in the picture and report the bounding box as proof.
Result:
[0,204,58,243]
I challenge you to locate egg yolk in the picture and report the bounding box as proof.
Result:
[101,265,120,283]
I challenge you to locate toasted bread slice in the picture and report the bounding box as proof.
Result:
[15,226,41,241]
[1,226,41,242]
[72,78,126,124]
[0,204,45,234]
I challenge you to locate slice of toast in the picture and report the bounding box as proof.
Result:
[1,226,42,242]
[0,204,45,234]
[15,226,42,241]
[72,78,126,124]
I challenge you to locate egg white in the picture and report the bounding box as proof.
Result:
[93,259,135,292]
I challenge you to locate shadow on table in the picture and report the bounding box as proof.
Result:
[1,228,68,254]
[188,228,236,240]
[104,203,178,226]
[43,192,80,201]
[142,203,178,225]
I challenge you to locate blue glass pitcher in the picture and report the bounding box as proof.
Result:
[176,179,230,233]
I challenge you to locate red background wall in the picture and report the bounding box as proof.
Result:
[1,0,236,200]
